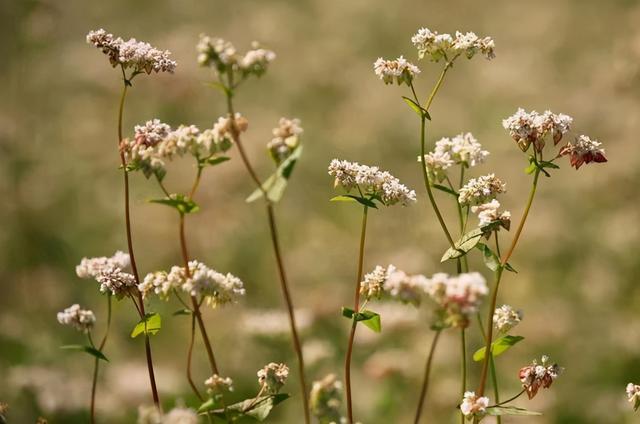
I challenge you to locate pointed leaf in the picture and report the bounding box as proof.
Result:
[477,243,501,272]
[131,313,162,338]
[473,335,525,362]
[357,309,381,333]
[246,146,303,203]
[330,195,377,209]
[486,406,541,416]
[441,228,484,262]
[432,184,458,196]
[60,345,109,361]
[149,195,199,214]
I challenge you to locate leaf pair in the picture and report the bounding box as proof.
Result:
[342,307,382,333]
[149,194,199,215]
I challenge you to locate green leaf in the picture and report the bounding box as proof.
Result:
[472,335,525,361]
[149,195,199,214]
[401,96,431,120]
[476,243,501,272]
[246,146,303,203]
[524,161,537,175]
[357,310,381,333]
[486,406,541,416]
[203,156,231,167]
[131,313,162,338]
[341,307,356,319]
[330,195,378,209]
[539,160,560,169]
[441,228,484,262]
[60,345,109,361]
[201,394,290,421]
[504,262,518,273]
[432,184,458,196]
[172,309,191,316]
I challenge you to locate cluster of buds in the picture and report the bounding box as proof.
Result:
[518,355,562,399]
[458,174,506,206]
[373,56,421,86]
[267,118,303,164]
[471,199,511,230]
[425,272,488,328]
[138,260,245,308]
[257,363,289,394]
[492,304,522,334]
[502,108,572,153]
[76,251,137,299]
[627,383,640,411]
[86,29,176,74]
[421,133,489,183]
[197,35,276,79]
[56,304,96,333]
[309,374,343,423]
[204,374,234,394]
[460,391,489,421]
[412,28,495,62]
[328,159,417,206]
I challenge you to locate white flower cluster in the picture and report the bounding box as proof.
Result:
[137,406,198,424]
[471,199,511,228]
[559,135,607,170]
[425,272,488,327]
[124,115,244,175]
[373,56,421,86]
[76,251,130,279]
[383,266,429,306]
[205,374,234,394]
[458,174,506,206]
[57,304,96,333]
[139,260,245,308]
[267,117,303,164]
[421,132,489,182]
[493,304,522,334]
[257,362,289,394]
[411,28,495,62]
[197,35,275,78]
[359,265,390,300]
[460,391,489,420]
[328,159,417,206]
[86,29,176,74]
[519,355,562,399]
[309,374,343,423]
[502,108,573,152]
[627,383,640,411]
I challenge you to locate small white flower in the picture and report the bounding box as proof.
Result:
[205,374,234,394]
[257,363,289,394]
[57,304,96,333]
[626,383,640,411]
[328,159,416,206]
[267,117,303,164]
[412,27,495,62]
[239,42,276,76]
[460,391,489,420]
[359,265,391,300]
[179,261,246,308]
[96,265,137,298]
[373,56,420,86]
[458,174,506,206]
[471,199,511,228]
[76,251,130,279]
[502,108,573,152]
[493,304,522,334]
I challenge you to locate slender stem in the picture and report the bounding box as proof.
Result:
[89,296,112,423]
[413,330,442,424]
[223,81,310,423]
[115,78,160,409]
[490,389,526,407]
[477,168,541,397]
[189,166,203,200]
[459,328,467,424]
[186,314,204,401]
[345,206,369,424]
[423,56,458,111]
[475,314,501,423]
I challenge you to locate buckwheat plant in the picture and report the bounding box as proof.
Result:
[328,159,416,422]
[372,26,607,423]
[197,34,310,423]
[82,28,178,409]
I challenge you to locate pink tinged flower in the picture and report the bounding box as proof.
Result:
[460,391,489,419]
[559,135,607,169]
[627,383,640,411]
[518,355,562,399]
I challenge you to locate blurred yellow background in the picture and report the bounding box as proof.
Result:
[1,0,639,422]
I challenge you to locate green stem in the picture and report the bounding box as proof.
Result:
[413,330,442,424]
[477,169,541,397]
[89,296,112,424]
[475,314,501,424]
[345,205,369,424]
[459,328,467,424]
[116,77,160,409]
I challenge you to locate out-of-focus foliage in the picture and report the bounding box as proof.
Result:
[1,0,639,422]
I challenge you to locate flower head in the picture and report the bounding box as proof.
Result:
[328,159,416,206]
[493,304,522,334]
[471,199,511,229]
[559,135,607,169]
[257,363,289,394]
[519,355,562,399]
[412,28,495,62]
[239,41,276,77]
[57,304,95,333]
[502,108,573,152]
[359,265,390,300]
[460,391,489,420]
[373,56,420,86]
[76,251,130,279]
[205,374,234,394]
[267,118,303,164]
[626,383,640,411]
[197,35,275,79]
[86,29,176,74]
[425,272,488,328]
[458,174,506,206]
[383,266,429,306]
[182,261,245,308]
[309,374,343,423]
[96,265,138,298]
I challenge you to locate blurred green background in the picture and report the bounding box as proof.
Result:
[1,0,639,422]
